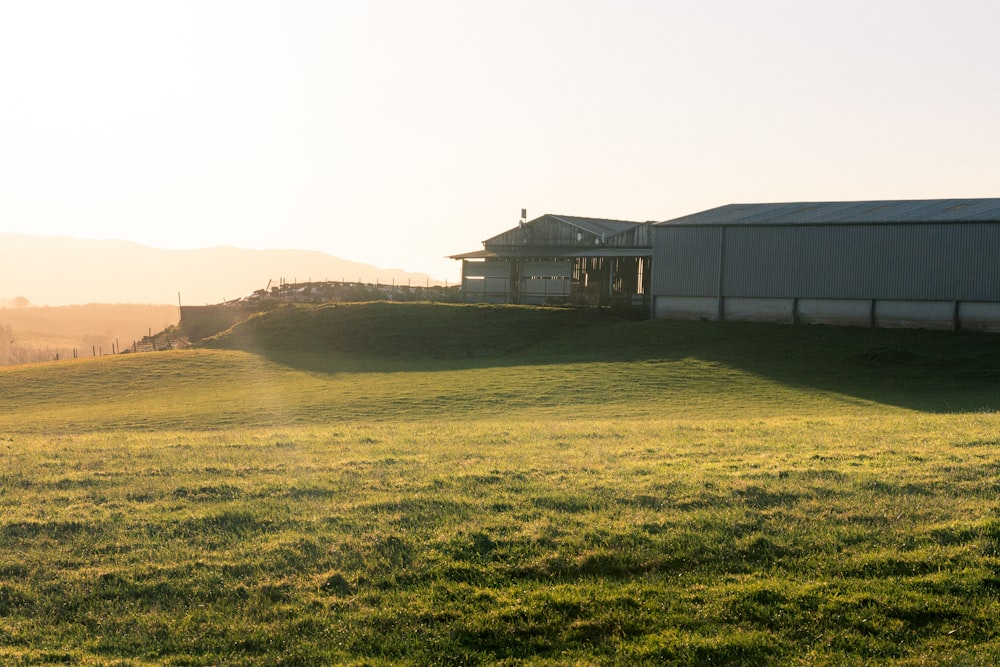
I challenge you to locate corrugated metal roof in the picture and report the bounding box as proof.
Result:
[547,214,644,237]
[447,249,495,260]
[657,198,1000,227]
[479,213,648,250]
[448,247,652,260]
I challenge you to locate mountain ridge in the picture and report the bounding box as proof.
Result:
[0,232,448,306]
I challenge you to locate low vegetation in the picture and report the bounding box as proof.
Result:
[1,302,999,664]
[0,304,179,365]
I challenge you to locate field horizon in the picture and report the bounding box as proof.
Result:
[2,303,999,664]
[0,303,180,366]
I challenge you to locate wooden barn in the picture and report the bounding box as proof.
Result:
[451,214,653,307]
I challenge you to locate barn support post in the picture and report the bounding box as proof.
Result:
[510,261,520,304]
[608,260,615,302]
[953,300,961,332]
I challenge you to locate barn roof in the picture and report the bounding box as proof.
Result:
[449,214,651,260]
[482,214,646,247]
[656,198,1000,227]
[448,247,652,260]
[543,214,645,237]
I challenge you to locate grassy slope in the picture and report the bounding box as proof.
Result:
[1,302,1000,665]
[8,301,998,433]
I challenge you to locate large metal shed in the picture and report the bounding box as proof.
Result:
[651,198,1000,331]
[451,214,653,307]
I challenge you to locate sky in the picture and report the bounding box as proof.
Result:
[2,0,999,284]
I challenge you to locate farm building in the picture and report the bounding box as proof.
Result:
[651,198,1000,332]
[451,214,653,307]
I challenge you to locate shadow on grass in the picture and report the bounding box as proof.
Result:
[201,302,1000,414]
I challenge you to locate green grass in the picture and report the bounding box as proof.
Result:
[1,302,999,664]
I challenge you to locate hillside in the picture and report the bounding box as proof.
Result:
[4,298,999,438]
[197,302,620,358]
[193,301,1000,412]
[0,302,986,430]
[0,232,448,306]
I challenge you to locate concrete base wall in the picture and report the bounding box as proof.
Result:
[796,299,872,327]
[653,295,1000,332]
[653,296,719,320]
[724,297,794,323]
[874,300,954,330]
[958,302,1000,333]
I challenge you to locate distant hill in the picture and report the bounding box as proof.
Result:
[0,232,445,306]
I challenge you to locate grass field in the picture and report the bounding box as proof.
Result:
[1,302,999,665]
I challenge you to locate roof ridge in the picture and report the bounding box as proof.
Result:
[657,198,1000,226]
[549,213,645,225]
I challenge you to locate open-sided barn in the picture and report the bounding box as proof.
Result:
[651,198,1000,332]
[451,214,652,307]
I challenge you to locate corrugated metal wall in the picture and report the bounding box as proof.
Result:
[604,223,652,248]
[653,226,722,296]
[653,223,1000,301]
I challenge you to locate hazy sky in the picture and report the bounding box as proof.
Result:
[2,1,998,282]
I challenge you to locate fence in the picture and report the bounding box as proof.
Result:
[244,279,462,305]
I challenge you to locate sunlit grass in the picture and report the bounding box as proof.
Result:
[1,306,999,663]
[1,415,999,664]
[0,345,891,435]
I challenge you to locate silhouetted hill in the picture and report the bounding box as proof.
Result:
[0,232,445,306]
